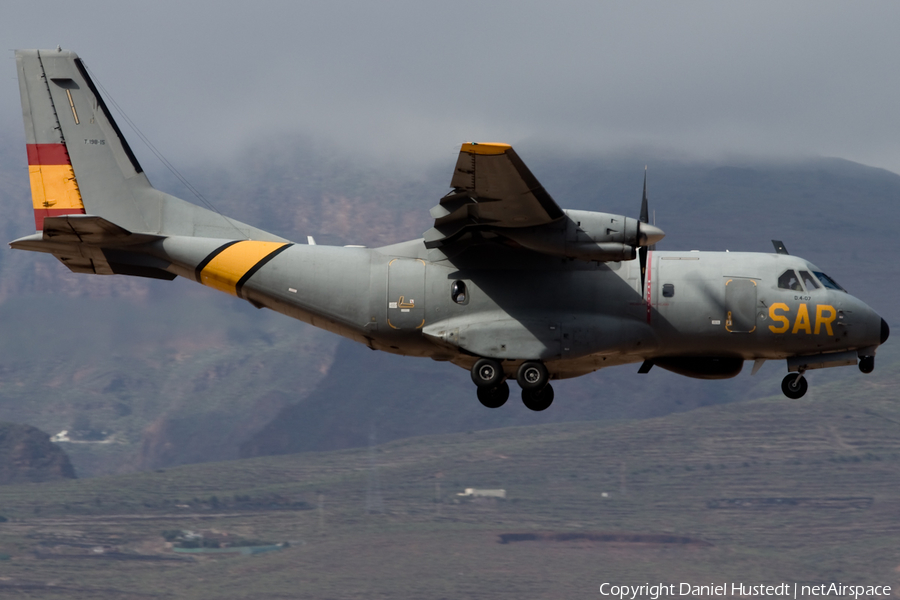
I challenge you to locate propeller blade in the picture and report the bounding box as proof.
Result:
[640,167,649,224]
[639,167,649,292]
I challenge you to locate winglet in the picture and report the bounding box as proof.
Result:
[460,142,511,156]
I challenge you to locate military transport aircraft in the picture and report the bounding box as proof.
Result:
[11,49,890,411]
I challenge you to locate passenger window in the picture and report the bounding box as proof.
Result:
[777,270,803,291]
[662,283,675,298]
[451,280,468,305]
[798,270,820,290]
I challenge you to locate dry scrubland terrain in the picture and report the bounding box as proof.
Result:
[0,367,899,599]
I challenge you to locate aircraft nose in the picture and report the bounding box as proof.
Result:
[882,318,890,345]
[639,223,665,247]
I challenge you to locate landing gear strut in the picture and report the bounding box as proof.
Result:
[781,373,808,399]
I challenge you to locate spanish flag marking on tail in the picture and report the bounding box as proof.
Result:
[27,143,85,230]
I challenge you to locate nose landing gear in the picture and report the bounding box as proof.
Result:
[859,356,875,374]
[781,373,808,399]
[471,359,554,411]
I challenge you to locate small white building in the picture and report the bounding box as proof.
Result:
[50,430,70,443]
[458,488,506,499]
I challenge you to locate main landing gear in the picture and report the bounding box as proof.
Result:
[472,358,510,408]
[471,359,554,411]
[476,381,510,409]
[521,384,554,411]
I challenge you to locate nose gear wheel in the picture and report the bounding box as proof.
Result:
[781,373,808,399]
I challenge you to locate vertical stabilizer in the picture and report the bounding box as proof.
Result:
[16,49,155,232]
[15,49,283,242]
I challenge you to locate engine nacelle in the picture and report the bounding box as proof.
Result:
[503,209,663,262]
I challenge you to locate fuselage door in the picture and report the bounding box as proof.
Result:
[387,258,426,330]
[725,278,757,333]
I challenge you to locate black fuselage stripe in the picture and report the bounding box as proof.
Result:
[235,243,294,299]
[194,240,242,282]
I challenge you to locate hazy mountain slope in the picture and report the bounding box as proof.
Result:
[0,136,896,476]
[0,293,338,476]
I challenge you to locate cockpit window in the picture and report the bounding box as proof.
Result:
[813,271,846,292]
[778,270,803,291]
[798,270,820,290]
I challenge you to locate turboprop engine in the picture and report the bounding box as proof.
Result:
[503,209,665,262]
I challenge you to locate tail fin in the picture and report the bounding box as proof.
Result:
[16,49,154,232]
[15,49,282,242]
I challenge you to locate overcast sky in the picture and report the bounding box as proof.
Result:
[3,1,900,173]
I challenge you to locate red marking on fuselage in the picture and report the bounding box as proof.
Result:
[645,251,653,324]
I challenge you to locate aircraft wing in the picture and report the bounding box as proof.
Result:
[423,143,565,248]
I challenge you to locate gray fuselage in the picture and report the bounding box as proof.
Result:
[155,236,885,382]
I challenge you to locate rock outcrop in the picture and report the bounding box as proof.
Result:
[0,422,76,484]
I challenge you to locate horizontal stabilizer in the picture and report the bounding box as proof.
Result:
[11,215,161,250]
[9,214,173,279]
